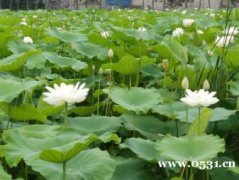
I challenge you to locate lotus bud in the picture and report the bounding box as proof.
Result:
[99,68,103,75]
[203,79,210,90]
[181,76,189,90]
[23,36,33,44]
[104,69,112,75]
[161,59,169,71]
[102,88,109,94]
[92,65,95,71]
[108,48,114,58]
[208,50,214,56]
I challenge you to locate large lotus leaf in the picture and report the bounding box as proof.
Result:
[112,158,152,180]
[25,53,46,69]
[102,55,139,75]
[43,52,88,71]
[72,42,108,60]
[0,125,119,167]
[152,37,188,63]
[210,108,236,122]
[0,165,11,180]
[0,33,17,57]
[68,115,122,135]
[152,101,197,120]
[69,105,98,116]
[7,40,35,54]
[188,108,213,135]
[153,102,233,123]
[141,65,163,78]
[109,87,161,114]
[0,103,47,123]
[47,29,87,43]
[229,167,239,176]
[156,134,225,161]
[209,157,239,180]
[39,137,96,163]
[37,97,64,116]
[120,138,161,161]
[0,76,42,103]
[122,113,163,140]
[229,81,239,96]
[0,50,39,71]
[40,133,120,164]
[224,46,239,67]
[28,148,116,180]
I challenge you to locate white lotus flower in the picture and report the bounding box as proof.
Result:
[180,89,219,107]
[197,30,204,35]
[224,27,239,36]
[101,31,109,38]
[33,15,37,19]
[210,13,215,18]
[23,36,33,44]
[215,36,233,48]
[181,10,187,14]
[172,27,184,37]
[20,21,27,26]
[108,48,114,58]
[137,27,147,32]
[183,19,194,27]
[207,50,214,56]
[43,82,89,106]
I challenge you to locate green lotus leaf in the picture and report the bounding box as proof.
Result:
[152,37,188,63]
[209,157,239,180]
[0,125,119,167]
[229,167,239,175]
[39,137,97,163]
[122,113,163,140]
[0,76,42,103]
[156,134,225,161]
[0,103,47,123]
[120,137,161,161]
[103,55,139,75]
[25,53,46,69]
[47,29,87,43]
[68,115,122,135]
[8,40,35,54]
[0,50,39,71]
[112,158,152,180]
[228,81,239,96]
[72,42,108,60]
[210,108,236,122]
[43,52,88,71]
[153,102,233,123]
[37,97,64,116]
[0,165,11,180]
[109,87,161,114]
[30,148,116,180]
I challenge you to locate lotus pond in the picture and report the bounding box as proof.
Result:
[0,8,239,180]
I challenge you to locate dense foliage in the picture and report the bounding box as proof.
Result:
[0,8,239,180]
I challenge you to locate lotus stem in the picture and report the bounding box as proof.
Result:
[64,102,68,126]
[97,80,101,115]
[186,105,189,129]
[62,162,66,180]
